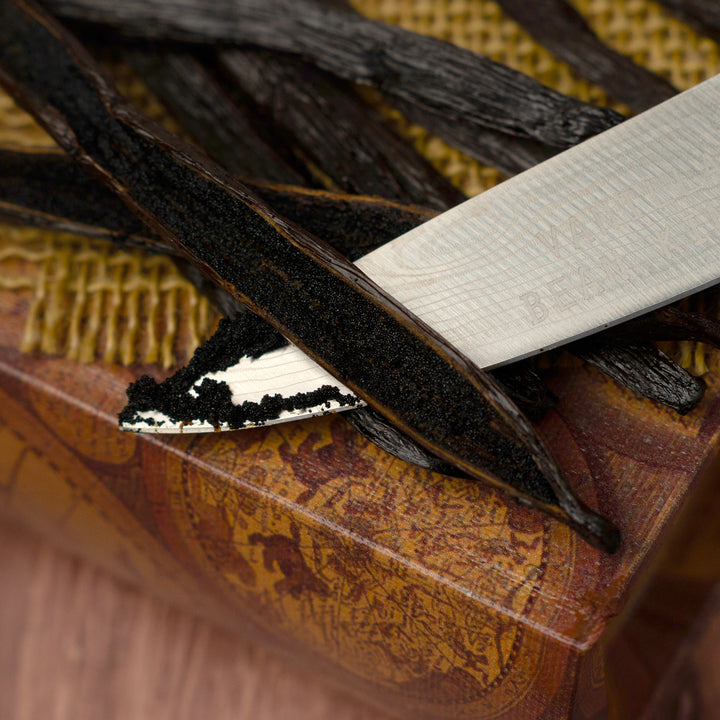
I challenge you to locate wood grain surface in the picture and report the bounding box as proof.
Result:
[0,518,395,720]
[3,503,720,720]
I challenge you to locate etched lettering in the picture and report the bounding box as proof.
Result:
[519,291,549,325]
[654,225,677,261]
[588,205,617,230]
[577,265,605,302]
[614,187,651,220]
[599,251,633,284]
[534,224,560,257]
[568,217,591,247]
[546,276,578,312]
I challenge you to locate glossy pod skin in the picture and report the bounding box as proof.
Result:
[40,0,624,149]
[497,0,677,112]
[0,0,619,551]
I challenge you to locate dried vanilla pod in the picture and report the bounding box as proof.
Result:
[217,47,466,209]
[124,48,312,185]
[387,95,556,177]
[497,0,677,112]
[0,0,620,551]
[345,406,467,478]
[38,0,624,149]
[572,341,706,415]
[657,0,720,40]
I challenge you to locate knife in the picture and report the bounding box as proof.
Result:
[120,73,720,434]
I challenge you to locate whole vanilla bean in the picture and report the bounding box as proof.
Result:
[657,0,720,40]
[124,48,311,185]
[217,48,466,209]
[572,342,705,414]
[387,95,556,176]
[0,0,619,551]
[497,0,677,112]
[39,0,624,149]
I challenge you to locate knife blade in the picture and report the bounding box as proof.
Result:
[121,73,720,434]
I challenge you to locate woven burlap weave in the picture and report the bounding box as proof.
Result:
[0,0,718,368]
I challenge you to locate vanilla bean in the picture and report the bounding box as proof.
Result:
[345,405,467,477]
[388,95,556,176]
[657,0,720,40]
[605,306,720,347]
[497,0,677,112]
[0,0,619,551]
[217,48,465,210]
[124,48,311,185]
[0,148,436,261]
[39,0,624,149]
[573,342,705,414]
[0,145,554,415]
[344,358,557,475]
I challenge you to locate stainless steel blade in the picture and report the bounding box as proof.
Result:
[123,74,720,434]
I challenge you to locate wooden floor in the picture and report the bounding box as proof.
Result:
[0,519,395,720]
[2,516,720,720]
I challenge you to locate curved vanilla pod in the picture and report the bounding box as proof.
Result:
[571,341,705,415]
[38,0,624,149]
[497,0,677,112]
[0,0,619,551]
[657,0,720,41]
[605,306,720,347]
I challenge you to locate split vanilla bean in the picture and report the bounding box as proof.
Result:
[38,0,624,149]
[0,147,555,418]
[497,0,677,112]
[0,0,619,550]
[0,147,437,261]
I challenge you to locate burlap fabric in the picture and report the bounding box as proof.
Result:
[0,0,718,368]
